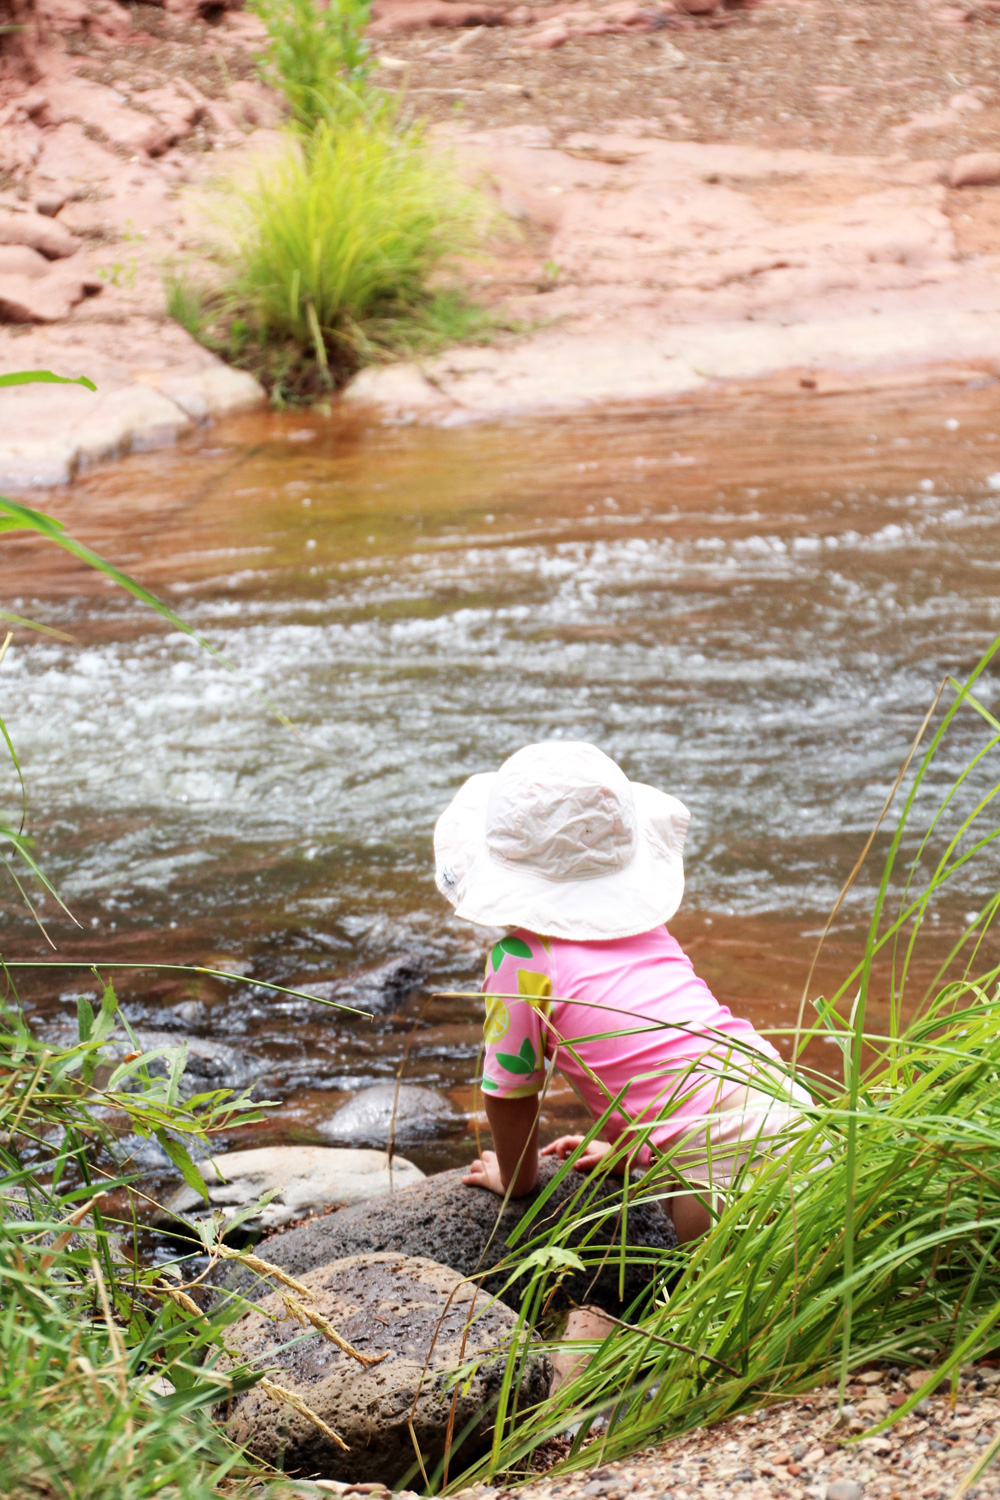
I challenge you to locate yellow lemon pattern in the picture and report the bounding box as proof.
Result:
[481,937,552,1098]
[516,968,553,1014]
[483,996,510,1043]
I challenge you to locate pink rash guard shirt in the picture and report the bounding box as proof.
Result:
[480,926,781,1161]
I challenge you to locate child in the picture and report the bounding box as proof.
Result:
[434,740,811,1242]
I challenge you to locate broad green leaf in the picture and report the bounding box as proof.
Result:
[0,369,96,390]
[92,979,118,1045]
[154,1129,210,1203]
[76,994,95,1043]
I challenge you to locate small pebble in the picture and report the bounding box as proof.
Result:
[826,1483,864,1500]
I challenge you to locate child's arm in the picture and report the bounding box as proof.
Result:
[462,1094,540,1197]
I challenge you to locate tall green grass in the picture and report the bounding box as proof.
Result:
[250,0,374,134]
[203,114,488,400]
[168,0,502,401]
[437,646,1000,1492]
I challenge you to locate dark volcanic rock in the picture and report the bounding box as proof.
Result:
[303,953,427,1017]
[214,1155,677,1315]
[317,1082,459,1147]
[223,1251,549,1484]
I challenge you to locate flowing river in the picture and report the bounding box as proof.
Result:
[4,382,1000,1177]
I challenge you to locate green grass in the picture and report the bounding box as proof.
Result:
[434,643,1000,1493]
[250,0,374,135]
[172,113,498,402]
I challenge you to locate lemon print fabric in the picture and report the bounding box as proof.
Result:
[515,968,552,1011]
[489,935,533,971]
[483,996,510,1043]
[480,931,553,1098]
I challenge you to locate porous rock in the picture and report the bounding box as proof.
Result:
[222,1252,551,1485]
[318,1083,458,1147]
[155,1145,424,1233]
[949,151,1000,188]
[213,1155,677,1314]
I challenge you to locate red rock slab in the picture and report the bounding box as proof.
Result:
[950,152,1000,188]
[0,244,50,278]
[0,270,95,323]
[0,209,79,259]
[368,0,510,35]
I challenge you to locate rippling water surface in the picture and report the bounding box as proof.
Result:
[5,385,1000,1170]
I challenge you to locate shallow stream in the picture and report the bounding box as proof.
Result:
[5,382,1000,1175]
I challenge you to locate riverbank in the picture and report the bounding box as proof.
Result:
[275,1372,1000,1500]
[2,0,1000,481]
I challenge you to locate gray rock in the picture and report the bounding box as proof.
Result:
[222,1252,550,1485]
[318,1083,458,1148]
[154,1146,424,1235]
[41,1023,267,1097]
[213,1155,677,1314]
[303,954,427,1017]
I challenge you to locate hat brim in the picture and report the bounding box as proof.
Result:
[434,773,689,942]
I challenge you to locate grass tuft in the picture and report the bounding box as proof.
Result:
[172,114,501,403]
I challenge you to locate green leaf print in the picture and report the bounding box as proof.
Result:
[481,1076,499,1091]
[490,935,534,971]
[495,1037,539,1076]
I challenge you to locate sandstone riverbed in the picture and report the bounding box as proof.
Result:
[3,0,1000,477]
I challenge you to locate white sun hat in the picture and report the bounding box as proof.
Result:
[433,741,690,942]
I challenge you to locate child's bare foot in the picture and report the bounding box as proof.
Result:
[549,1306,616,1394]
[462,1150,506,1194]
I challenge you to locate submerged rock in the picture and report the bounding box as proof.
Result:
[155,1145,424,1235]
[40,1023,268,1097]
[213,1155,677,1313]
[222,1252,550,1485]
[303,953,427,1017]
[318,1083,458,1147]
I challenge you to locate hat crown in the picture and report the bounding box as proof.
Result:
[485,742,638,883]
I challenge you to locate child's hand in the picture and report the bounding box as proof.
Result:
[462,1150,506,1195]
[542,1135,613,1172]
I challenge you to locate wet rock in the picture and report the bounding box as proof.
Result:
[213,1155,677,1314]
[222,1252,551,1484]
[40,1022,268,1096]
[155,1145,424,1234]
[949,152,1000,188]
[0,209,80,259]
[305,953,427,1016]
[318,1083,458,1148]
